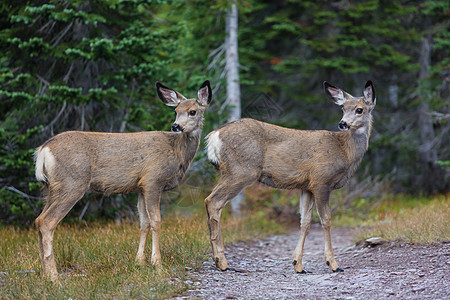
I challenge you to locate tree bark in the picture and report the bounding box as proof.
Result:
[226,3,241,122]
[226,3,244,214]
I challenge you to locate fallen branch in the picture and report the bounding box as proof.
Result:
[4,186,40,200]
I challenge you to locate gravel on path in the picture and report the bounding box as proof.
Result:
[176,224,449,299]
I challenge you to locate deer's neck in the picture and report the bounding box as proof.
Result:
[341,116,372,164]
[176,128,202,169]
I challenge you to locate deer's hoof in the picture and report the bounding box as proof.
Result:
[214,257,229,271]
[49,273,59,283]
[151,258,162,266]
[296,269,308,274]
[333,267,344,272]
[221,267,230,272]
[135,257,146,266]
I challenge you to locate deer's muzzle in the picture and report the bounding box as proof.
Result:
[171,124,183,132]
[338,121,349,131]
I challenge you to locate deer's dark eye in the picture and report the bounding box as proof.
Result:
[189,110,196,116]
[356,108,363,114]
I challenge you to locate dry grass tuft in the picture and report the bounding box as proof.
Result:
[357,194,449,243]
[0,212,283,299]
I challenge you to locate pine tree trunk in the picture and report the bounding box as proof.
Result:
[226,3,244,214]
[226,3,241,122]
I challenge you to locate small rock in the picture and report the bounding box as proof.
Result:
[365,237,385,246]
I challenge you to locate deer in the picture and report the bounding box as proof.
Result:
[34,80,212,281]
[205,80,376,274]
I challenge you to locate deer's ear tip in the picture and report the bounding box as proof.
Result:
[201,80,211,88]
[365,80,373,87]
[323,81,337,89]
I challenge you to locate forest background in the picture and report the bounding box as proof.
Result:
[0,0,448,225]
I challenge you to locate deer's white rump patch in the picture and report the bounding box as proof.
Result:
[34,147,56,183]
[206,131,222,165]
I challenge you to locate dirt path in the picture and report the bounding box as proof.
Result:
[177,225,449,299]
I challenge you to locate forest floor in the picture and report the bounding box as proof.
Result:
[176,225,449,299]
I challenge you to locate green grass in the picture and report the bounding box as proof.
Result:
[0,212,284,299]
[355,194,449,243]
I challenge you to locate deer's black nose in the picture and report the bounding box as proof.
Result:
[171,124,183,132]
[338,121,348,130]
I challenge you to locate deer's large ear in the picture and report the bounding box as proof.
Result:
[363,80,376,107]
[156,82,187,107]
[324,81,347,106]
[197,80,212,106]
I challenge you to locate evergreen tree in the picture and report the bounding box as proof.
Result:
[0,0,189,224]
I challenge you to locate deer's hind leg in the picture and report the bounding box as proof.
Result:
[292,191,314,273]
[204,175,257,271]
[35,183,87,281]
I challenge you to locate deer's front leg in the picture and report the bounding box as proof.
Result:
[148,190,162,266]
[136,193,150,265]
[313,185,343,272]
[137,187,162,266]
[292,191,314,273]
